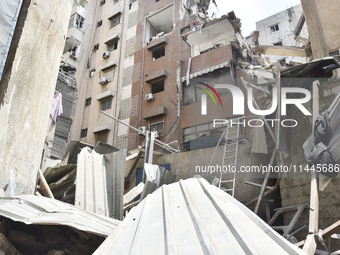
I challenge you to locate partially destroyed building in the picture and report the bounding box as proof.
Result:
[1,0,340,254]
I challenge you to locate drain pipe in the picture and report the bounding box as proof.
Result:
[139,35,147,146]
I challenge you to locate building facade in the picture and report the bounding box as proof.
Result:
[254,4,309,64]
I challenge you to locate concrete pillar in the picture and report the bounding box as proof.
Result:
[0,0,73,195]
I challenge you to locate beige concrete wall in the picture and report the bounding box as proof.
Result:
[314,0,340,54]
[280,80,340,246]
[0,0,72,195]
[302,0,340,59]
[70,0,133,148]
[125,143,270,205]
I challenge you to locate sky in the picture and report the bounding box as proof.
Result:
[209,0,302,36]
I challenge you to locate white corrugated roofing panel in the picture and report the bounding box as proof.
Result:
[94,178,306,254]
[0,195,120,237]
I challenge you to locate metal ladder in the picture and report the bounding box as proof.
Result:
[219,122,240,197]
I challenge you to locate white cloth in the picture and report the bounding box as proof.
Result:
[50,91,63,122]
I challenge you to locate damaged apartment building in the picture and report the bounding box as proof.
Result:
[1,0,340,254]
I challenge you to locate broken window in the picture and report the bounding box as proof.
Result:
[183,67,231,106]
[150,79,164,94]
[114,0,120,3]
[156,0,160,2]
[149,121,164,132]
[85,97,92,106]
[152,46,165,60]
[100,0,105,6]
[100,97,112,111]
[109,14,121,28]
[69,13,85,31]
[145,5,174,43]
[75,14,84,30]
[148,116,164,133]
[270,24,279,32]
[80,128,88,138]
[107,39,118,51]
[97,20,102,28]
[182,122,228,151]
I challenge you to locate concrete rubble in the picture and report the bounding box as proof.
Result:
[1,0,340,254]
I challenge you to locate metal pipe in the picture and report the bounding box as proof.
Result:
[100,111,180,153]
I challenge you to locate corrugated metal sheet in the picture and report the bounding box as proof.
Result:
[94,178,306,254]
[0,0,22,80]
[75,147,126,220]
[0,195,120,237]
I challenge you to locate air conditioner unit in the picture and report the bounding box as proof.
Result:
[70,51,77,60]
[138,126,147,133]
[152,130,159,138]
[145,93,155,102]
[99,77,108,85]
[102,51,110,59]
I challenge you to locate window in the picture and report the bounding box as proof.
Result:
[114,0,120,3]
[270,24,279,32]
[101,97,112,111]
[89,69,95,77]
[273,42,282,46]
[145,5,174,43]
[150,79,164,94]
[152,46,165,60]
[75,14,84,30]
[109,15,121,28]
[102,67,115,81]
[95,132,109,143]
[93,43,99,51]
[182,67,231,106]
[182,122,229,151]
[149,121,164,132]
[156,0,160,2]
[69,13,85,31]
[85,97,92,106]
[97,20,102,28]
[100,0,105,6]
[80,128,88,138]
[107,40,118,51]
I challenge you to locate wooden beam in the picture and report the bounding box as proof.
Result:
[254,148,277,214]
[303,81,320,255]
[124,150,143,189]
[38,169,54,199]
[322,220,340,238]
[244,181,273,190]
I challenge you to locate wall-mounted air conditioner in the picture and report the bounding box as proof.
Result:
[99,77,108,85]
[102,51,110,59]
[145,93,155,102]
[138,126,147,133]
[152,130,159,138]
